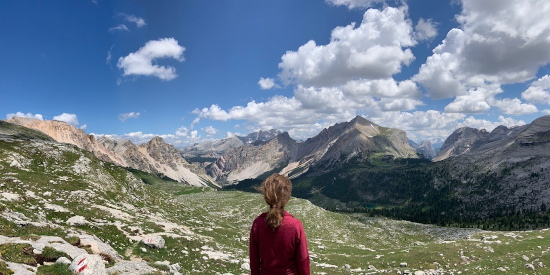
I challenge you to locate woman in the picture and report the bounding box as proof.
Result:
[249,173,310,275]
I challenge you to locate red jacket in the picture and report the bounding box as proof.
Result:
[249,211,310,275]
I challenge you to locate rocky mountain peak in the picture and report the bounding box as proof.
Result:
[433,127,491,161]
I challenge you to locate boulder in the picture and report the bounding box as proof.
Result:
[66,215,87,226]
[141,235,165,249]
[69,254,106,275]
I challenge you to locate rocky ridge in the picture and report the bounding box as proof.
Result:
[207,116,420,183]
[5,117,215,187]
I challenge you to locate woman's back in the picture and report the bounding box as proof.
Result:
[249,211,309,275]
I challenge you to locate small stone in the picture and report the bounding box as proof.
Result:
[368,265,377,270]
[522,255,529,261]
[400,262,408,267]
[141,247,147,253]
[56,257,71,265]
[537,262,544,268]
[241,263,250,270]
[525,263,535,271]
[414,271,425,275]
[343,264,351,269]
[66,215,87,226]
[496,267,507,272]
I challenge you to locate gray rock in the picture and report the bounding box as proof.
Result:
[141,235,165,249]
[56,256,72,265]
[69,254,107,275]
[66,215,87,226]
[106,260,159,275]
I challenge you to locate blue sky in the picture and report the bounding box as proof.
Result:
[2,0,550,146]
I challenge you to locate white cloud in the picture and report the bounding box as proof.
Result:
[118,112,141,121]
[325,0,383,9]
[258,77,278,90]
[444,89,490,114]
[117,38,185,81]
[489,98,538,115]
[415,0,550,99]
[414,18,438,41]
[278,6,416,87]
[53,113,79,127]
[542,109,550,115]
[6,112,44,120]
[118,13,146,28]
[522,75,550,105]
[201,126,218,136]
[109,24,129,32]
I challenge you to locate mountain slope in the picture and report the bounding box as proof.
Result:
[206,132,298,183]
[5,117,215,187]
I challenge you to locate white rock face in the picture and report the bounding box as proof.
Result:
[69,254,107,275]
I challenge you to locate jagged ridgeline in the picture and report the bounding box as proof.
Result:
[2,118,550,274]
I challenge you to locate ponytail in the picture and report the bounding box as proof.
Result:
[259,174,292,230]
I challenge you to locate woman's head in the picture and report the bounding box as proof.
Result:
[259,173,292,229]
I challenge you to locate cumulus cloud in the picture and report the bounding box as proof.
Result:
[444,89,491,114]
[6,112,44,120]
[415,0,550,99]
[522,75,550,105]
[118,112,141,121]
[201,126,218,136]
[117,37,186,81]
[489,98,538,116]
[118,13,146,28]
[258,77,279,90]
[109,24,129,32]
[414,18,438,41]
[278,6,415,87]
[53,113,79,127]
[325,0,383,9]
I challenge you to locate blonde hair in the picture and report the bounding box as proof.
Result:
[259,174,292,229]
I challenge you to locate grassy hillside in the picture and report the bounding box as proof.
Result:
[1,135,550,274]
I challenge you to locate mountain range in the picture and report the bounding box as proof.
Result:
[4,114,550,227]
